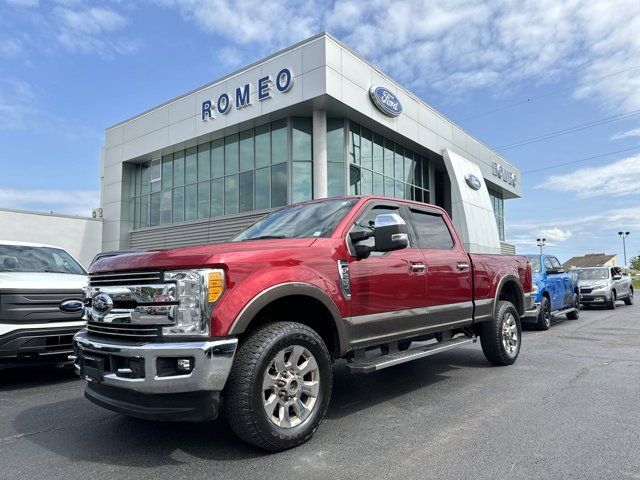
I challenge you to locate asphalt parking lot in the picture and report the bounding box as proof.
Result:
[1,304,639,480]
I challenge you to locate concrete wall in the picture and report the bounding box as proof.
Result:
[0,209,103,268]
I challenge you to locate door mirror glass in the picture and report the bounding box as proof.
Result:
[546,267,564,275]
[373,213,409,252]
[613,274,622,280]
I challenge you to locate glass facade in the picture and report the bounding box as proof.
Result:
[488,188,505,241]
[131,119,291,229]
[347,121,430,202]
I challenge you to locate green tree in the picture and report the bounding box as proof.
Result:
[630,255,640,271]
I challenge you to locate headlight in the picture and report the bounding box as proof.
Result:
[591,282,608,290]
[162,269,225,336]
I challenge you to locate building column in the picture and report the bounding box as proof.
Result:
[312,110,328,199]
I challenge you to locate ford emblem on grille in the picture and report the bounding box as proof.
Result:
[59,299,84,313]
[92,292,113,317]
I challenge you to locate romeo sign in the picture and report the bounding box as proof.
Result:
[201,67,294,121]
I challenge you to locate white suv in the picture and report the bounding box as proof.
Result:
[0,241,87,368]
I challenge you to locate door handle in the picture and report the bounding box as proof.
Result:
[410,262,425,272]
[457,262,470,270]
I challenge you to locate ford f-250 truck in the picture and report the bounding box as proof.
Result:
[73,196,533,451]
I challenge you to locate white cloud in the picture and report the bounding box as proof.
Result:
[611,128,640,141]
[538,227,573,243]
[0,38,23,57]
[0,77,100,139]
[0,187,99,216]
[536,156,640,198]
[53,5,137,56]
[152,0,640,113]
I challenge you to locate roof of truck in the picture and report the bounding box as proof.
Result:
[0,240,61,249]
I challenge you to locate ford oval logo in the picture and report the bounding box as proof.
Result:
[59,299,84,313]
[369,86,402,117]
[92,292,113,317]
[464,173,482,190]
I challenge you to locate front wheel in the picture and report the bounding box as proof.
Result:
[566,292,580,320]
[537,296,551,330]
[624,288,634,306]
[608,291,617,310]
[480,301,522,366]
[225,322,333,451]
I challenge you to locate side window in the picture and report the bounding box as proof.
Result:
[550,257,562,269]
[351,205,399,249]
[544,257,553,271]
[410,209,454,250]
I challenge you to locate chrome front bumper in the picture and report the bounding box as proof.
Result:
[523,292,540,318]
[73,330,237,394]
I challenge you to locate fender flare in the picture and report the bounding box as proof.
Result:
[227,282,348,355]
[494,274,525,317]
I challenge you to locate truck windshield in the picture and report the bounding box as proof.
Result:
[527,256,542,274]
[233,198,357,241]
[577,268,609,280]
[0,245,86,274]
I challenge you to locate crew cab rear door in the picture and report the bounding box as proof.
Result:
[406,206,474,327]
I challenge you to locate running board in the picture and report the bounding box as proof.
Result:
[346,337,477,373]
[554,307,577,316]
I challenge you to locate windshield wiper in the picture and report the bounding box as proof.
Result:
[242,235,289,241]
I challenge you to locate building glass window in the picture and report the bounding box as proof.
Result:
[349,121,429,203]
[130,119,291,228]
[488,187,505,241]
[327,117,345,197]
[292,117,313,203]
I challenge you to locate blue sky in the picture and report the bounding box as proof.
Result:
[0,0,639,263]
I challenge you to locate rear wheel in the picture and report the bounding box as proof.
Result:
[566,292,580,320]
[537,296,551,330]
[624,288,634,306]
[608,291,617,310]
[225,322,333,451]
[480,301,521,366]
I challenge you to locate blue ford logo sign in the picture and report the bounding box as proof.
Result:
[369,86,402,117]
[92,292,113,317]
[59,299,84,313]
[464,173,482,190]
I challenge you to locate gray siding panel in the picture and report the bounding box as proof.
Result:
[130,210,272,250]
[500,242,516,255]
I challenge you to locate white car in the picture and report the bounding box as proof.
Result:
[0,240,87,368]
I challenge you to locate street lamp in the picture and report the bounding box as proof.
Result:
[536,238,546,255]
[618,231,630,266]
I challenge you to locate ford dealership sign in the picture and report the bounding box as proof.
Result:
[369,86,402,117]
[464,173,482,190]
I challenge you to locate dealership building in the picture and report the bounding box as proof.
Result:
[100,33,520,255]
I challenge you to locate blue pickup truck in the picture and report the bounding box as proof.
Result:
[524,254,580,330]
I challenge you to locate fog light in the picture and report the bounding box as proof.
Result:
[177,358,193,373]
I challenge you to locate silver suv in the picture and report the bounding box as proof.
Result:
[575,266,634,309]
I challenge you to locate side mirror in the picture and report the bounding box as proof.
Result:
[546,267,564,275]
[373,213,409,252]
[613,274,622,280]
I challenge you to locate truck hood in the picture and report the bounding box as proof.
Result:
[90,238,318,273]
[578,279,609,287]
[0,272,87,290]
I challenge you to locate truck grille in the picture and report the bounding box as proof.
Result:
[87,322,161,340]
[89,271,162,287]
[580,288,593,294]
[0,291,84,325]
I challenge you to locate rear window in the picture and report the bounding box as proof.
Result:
[409,210,454,250]
[0,245,86,274]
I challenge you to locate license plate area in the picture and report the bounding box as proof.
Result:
[82,355,104,383]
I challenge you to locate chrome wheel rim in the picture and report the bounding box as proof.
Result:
[544,304,551,326]
[262,345,320,429]
[502,313,519,356]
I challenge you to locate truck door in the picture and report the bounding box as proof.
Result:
[407,206,473,327]
[544,256,561,310]
[550,256,572,308]
[346,201,429,346]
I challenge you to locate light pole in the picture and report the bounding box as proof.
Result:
[536,238,546,255]
[618,231,630,266]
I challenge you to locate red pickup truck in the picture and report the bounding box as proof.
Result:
[73,196,533,451]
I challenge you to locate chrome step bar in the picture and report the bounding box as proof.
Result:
[347,337,477,373]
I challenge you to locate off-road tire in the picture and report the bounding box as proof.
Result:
[566,292,580,320]
[624,288,634,306]
[480,301,521,366]
[225,322,333,452]
[537,296,551,330]
[608,291,617,310]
